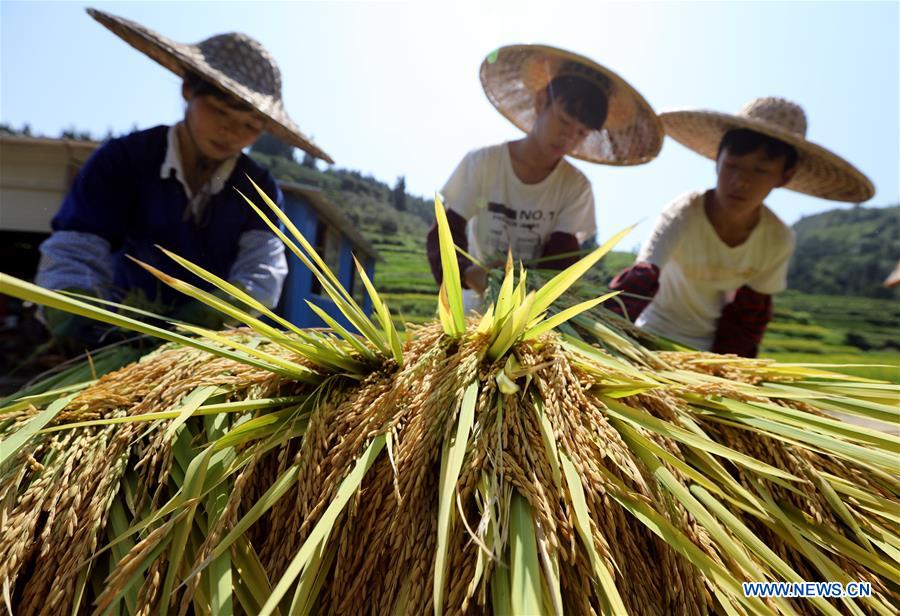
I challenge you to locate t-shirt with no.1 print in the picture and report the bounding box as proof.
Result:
[441,143,597,265]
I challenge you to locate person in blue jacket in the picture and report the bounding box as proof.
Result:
[36,8,333,353]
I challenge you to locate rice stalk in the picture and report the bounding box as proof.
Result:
[0,193,897,615]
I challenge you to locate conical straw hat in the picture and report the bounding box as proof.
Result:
[661,97,874,202]
[88,7,333,163]
[480,44,664,166]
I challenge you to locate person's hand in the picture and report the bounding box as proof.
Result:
[463,264,489,295]
[463,258,507,295]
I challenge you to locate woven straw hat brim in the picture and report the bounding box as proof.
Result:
[88,8,333,164]
[480,44,664,166]
[660,109,874,203]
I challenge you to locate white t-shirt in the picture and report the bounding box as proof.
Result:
[442,143,597,263]
[635,190,795,350]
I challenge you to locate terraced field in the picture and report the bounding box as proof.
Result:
[373,236,438,324]
[373,246,899,382]
[762,291,899,382]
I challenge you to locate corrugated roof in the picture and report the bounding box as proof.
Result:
[279,181,380,261]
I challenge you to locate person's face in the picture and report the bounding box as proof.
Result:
[715,147,795,213]
[531,92,592,160]
[183,86,265,161]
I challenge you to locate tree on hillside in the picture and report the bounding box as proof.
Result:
[0,123,32,137]
[251,132,295,161]
[301,151,318,169]
[61,127,94,141]
[392,176,407,211]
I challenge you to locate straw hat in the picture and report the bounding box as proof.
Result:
[480,44,664,166]
[660,97,874,202]
[87,8,333,163]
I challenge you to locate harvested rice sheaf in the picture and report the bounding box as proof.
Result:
[0,192,897,615]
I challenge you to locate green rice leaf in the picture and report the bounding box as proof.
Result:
[38,397,303,435]
[156,245,319,346]
[532,396,562,490]
[434,381,478,614]
[232,537,278,616]
[595,465,770,616]
[132,257,361,374]
[236,188,386,353]
[260,434,386,616]
[352,255,403,365]
[535,520,563,616]
[0,274,305,378]
[522,292,619,341]
[0,382,91,415]
[305,300,377,362]
[491,556,512,616]
[203,465,301,568]
[93,520,176,615]
[611,418,725,500]
[0,392,77,466]
[494,252,516,323]
[288,539,337,616]
[164,385,225,440]
[159,446,214,616]
[509,492,544,615]
[437,283,456,336]
[560,452,628,615]
[432,194,465,336]
[247,177,353,306]
[205,412,234,616]
[691,485,842,616]
[528,225,633,322]
[754,485,892,616]
[601,397,803,482]
[487,291,536,361]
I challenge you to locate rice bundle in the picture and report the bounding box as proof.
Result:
[0,187,897,615]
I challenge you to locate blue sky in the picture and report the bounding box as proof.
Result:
[2,1,897,249]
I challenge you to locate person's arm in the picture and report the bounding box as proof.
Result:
[36,232,115,296]
[36,138,132,296]
[535,232,581,269]
[227,230,288,308]
[712,285,772,357]
[34,139,134,351]
[713,224,795,357]
[605,195,690,321]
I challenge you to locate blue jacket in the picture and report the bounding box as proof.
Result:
[46,125,284,308]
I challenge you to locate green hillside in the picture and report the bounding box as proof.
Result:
[787,205,899,299]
